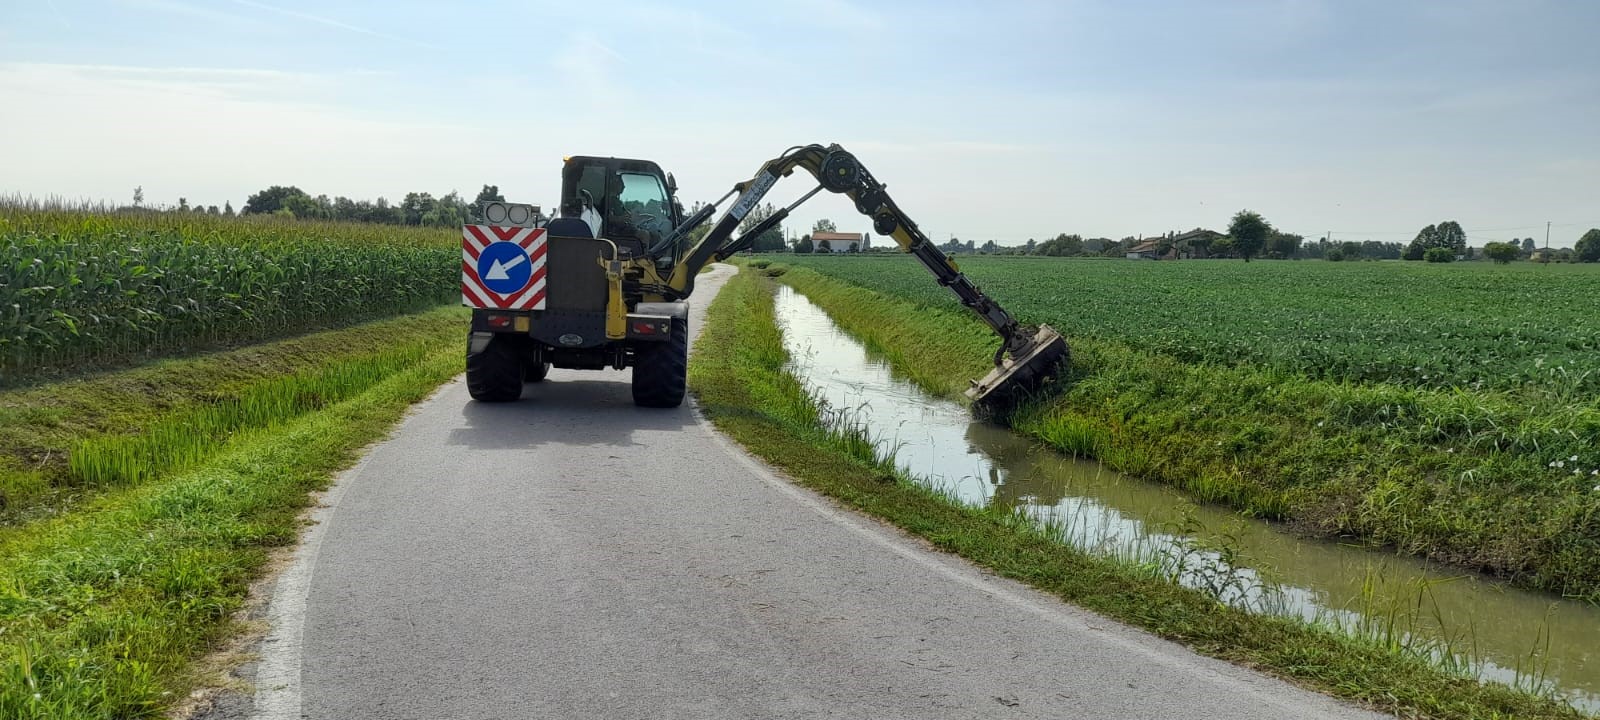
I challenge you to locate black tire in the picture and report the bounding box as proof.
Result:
[467,335,524,402]
[631,317,687,408]
[525,360,551,383]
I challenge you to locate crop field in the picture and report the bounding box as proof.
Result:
[774,255,1600,397]
[770,256,1600,602]
[1,208,459,381]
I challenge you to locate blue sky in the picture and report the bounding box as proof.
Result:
[2,0,1597,246]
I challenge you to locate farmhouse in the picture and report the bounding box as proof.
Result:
[1125,229,1228,260]
[1126,239,1163,260]
[813,231,868,253]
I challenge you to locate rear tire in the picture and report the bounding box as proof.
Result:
[467,335,524,402]
[631,317,687,408]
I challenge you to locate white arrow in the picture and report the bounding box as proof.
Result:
[485,254,527,281]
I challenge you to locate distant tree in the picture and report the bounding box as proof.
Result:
[431,191,467,227]
[1361,240,1404,260]
[813,218,837,234]
[817,238,832,253]
[1023,238,1037,254]
[1035,233,1083,256]
[280,193,317,219]
[223,201,235,217]
[847,241,860,253]
[1423,247,1455,263]
[1227,210,1271,262]
[1576,228,1600,263]
[795,234,814,253]
[739,202,785,252]
[244,185,309,215]
[132,186,144,208]
[471,185,505,223]
[206,205,219,215]
[1405,224,1436,260]
[1483,242,1519,264]
[1326,248,1344,261]
[399,192,434,225]
[980,239,998,254]
[1522,237,1537,255]
[1263,230,1303,259]
[1406,221,1465,259]
[1436,221,1467,255]
[177,197,190,212]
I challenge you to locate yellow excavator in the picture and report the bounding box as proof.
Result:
[461,143,1067,411]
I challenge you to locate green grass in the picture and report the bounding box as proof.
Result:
[0,306,466,527]
[690,268,1586,720]
[1,206,460,381]
[766,260,1600,602]
[0,325,462,719]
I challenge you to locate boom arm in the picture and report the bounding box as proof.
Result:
[665,144,1046,361]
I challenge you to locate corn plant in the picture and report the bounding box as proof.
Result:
[1,206,459,380]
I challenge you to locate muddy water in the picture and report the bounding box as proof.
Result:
[773,285,1600,712]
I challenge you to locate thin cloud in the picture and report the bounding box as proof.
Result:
[227,0,442,51]
[44,0,72,28]
[114,0,260,27]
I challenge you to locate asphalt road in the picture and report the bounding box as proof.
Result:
[239,265,1383,720]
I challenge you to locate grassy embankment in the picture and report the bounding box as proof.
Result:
[690,268,1584,720]
[1,205,468,717]
[0,307,465,525]
[768,256,1600,602]
[0,307,466,718]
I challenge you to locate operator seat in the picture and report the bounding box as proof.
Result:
[545,217,594,238]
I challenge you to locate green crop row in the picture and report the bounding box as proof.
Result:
[1,208,460,381]
[773,255,1600,397]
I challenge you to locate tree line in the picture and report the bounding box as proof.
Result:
[130,186,1600,264]
[238,184,508,226]
[782,209,1599,264]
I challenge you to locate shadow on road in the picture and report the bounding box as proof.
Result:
[447,376,696,450]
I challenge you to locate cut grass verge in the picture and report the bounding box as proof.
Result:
[690,268,1585,720]
[0,306,466,526]
[0,335,462,718]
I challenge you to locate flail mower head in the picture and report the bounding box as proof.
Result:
[964,325,1070,415]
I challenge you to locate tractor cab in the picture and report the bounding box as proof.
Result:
[558,156,683,262]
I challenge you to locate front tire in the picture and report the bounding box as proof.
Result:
[467,335,524,402]
[631,317,687,408]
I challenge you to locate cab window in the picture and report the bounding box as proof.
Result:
[617,172,669,224]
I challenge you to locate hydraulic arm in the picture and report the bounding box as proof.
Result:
[660,144,1069,411]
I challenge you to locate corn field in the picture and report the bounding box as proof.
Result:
[1,206,459,380]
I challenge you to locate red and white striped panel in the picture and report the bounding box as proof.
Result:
[462,225,549,310]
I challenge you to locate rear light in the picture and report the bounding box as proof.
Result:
[631,321,656,335]
[481,202,541,227]
[486,314,513,329]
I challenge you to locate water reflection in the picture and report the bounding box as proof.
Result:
[774,284,1599,712]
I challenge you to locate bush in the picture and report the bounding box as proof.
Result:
[1577,228,1600,263]
[1325,249,1344,262]
[1483,242,1519,264]
[1423,247,1456,263]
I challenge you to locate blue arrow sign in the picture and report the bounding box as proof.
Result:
[477,241,533,295]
